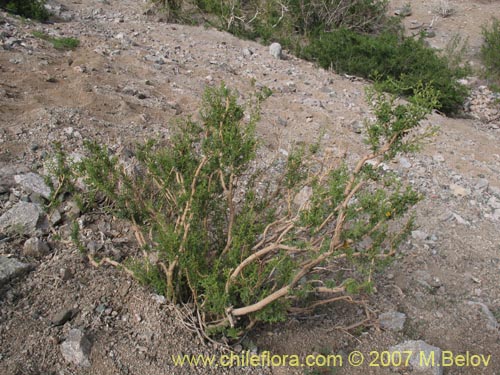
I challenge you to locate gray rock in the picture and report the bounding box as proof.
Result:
[432,154,444,163]
[0,165,29,193]
[379,311,406,331]
[411,230,428,241]
[242,48,253,57]
[488,196,500,210]
[394,6,412,17]
[390,340,442,375]
[0,201,43,235]
[475,178,489,191]
[269,42,282,59]
[488,185,500,198]
[22,238,50,258]
[65,200,81,219]
[50,209,62,225]
[0,256,31,287]
[351,120,363,134]
[466,301,499,331]
[60,329,92,367]
[492,209,500,221]
[452,212,469,225]
[14,173,51,199]
[51,308,78,326]
[399,157,412,169]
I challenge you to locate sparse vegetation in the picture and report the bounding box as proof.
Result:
[481,17,500,85]
[52,82,438,339]
[147,0,468,114]
[0,0,49,21]
[32,30,80,50]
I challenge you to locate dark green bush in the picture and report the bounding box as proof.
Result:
[1,0,49,21]
[32,31,80,50]
[481,17,500,84]
[303,29,469,114]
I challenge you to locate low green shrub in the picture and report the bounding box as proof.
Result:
[0,0,49,21]
[54,83,437,339]
[303,29,469,114]
[32,31,80,50]
[481,17,500,84]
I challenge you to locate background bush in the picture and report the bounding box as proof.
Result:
[0,0,49,21]
[302,29,469,114]
[152,0,468,114]
[481,17,500,85]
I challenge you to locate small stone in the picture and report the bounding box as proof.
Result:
[466,301,499,331]
[22,237,50,258]
[95,304,107,314]
[449,183,470,198]
[452,213,469,225]
[492,209,500,221]
[394,6,412,17]
[0,201,44,235]
[65,200,81,219]
[73,65,87,73]
[488,196,500,210]
[50,209,62,225]
[390,340,442,375]
[242,48,253,57]
[432,154,445,162]
[379,311,406,331]
[399,157,412,169]
[60,329,92,367]
[60,268,73,281]
[425,29,436,38]
[51,308,77,326]
[269,42,282,59]
[152,294,166,304]
[14,173,51,199]
[0,256,31,287]
[293,186,313,209]
[475,178,489,191]
[411,230,428,241]
[351,121,363,134]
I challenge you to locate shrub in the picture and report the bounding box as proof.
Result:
[55,83,437,339]
[0,0,49,21]
[481,17,500,84]
[303,29,469,114]
[163,0,393,41]
[32,31,80,50]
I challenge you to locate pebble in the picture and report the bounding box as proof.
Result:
[0,256,32,287]
[269,42,282,59]
[0,201,45,235]
[411,230,428,241]
[379,311,406,331]
[60,329,92,367]
[22,237,50,258]
[399,157,412,169]
[390,340,442,375]
[449,183,470,198]
[51,308,77,326]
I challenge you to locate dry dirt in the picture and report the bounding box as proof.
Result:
[1,0,500,374]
